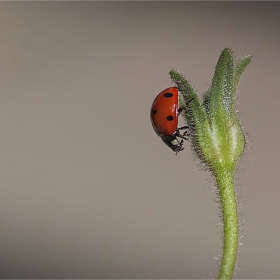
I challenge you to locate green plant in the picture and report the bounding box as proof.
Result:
[169,48,251,279]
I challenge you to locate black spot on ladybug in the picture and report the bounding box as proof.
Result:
[166,115,173,121]
[164,92,173,98]
[152,109,157,115]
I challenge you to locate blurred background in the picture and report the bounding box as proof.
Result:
[0,2,279,279]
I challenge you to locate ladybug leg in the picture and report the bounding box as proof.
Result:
[176,134,188,140]
[175,139,184,155]
[174,130,188,140]
[175,126,190,140]
[180,126,191,137]
[178,97,194,115]
[177,125,189,130]
[178,106,186,115]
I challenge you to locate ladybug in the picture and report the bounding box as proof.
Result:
[150,87,189,154]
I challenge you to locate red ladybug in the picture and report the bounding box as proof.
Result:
[150,87,189,154]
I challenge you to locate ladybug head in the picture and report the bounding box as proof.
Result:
[160,135,184,154]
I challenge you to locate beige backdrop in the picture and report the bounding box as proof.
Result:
[0,2,279,279]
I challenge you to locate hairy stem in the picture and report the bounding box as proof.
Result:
[214,166,238,280]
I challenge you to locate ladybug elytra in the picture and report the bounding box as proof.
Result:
[150,87,189,154]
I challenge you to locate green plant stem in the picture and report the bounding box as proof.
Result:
[214,166,238,280]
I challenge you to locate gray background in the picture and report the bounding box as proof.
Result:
[0,2,279,279]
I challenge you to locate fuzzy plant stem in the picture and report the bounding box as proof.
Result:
[215,168,238,279]
[169,48,251,279]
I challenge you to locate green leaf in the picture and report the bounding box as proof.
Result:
[209,48,234,119]
[233,56,252,96]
